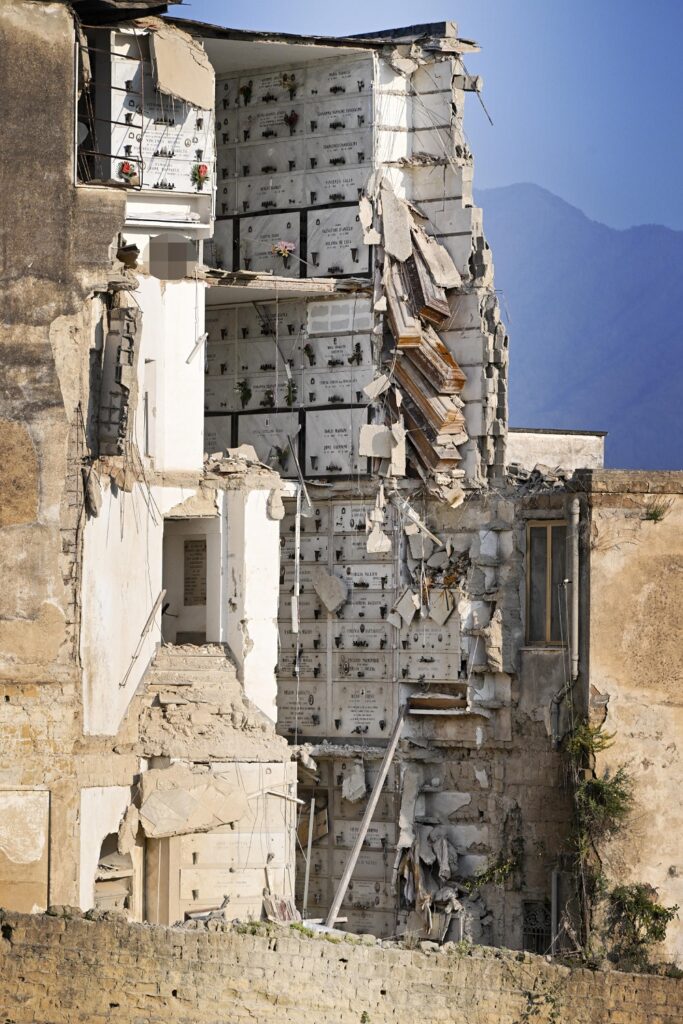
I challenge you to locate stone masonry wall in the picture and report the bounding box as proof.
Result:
[1,910,681,1024]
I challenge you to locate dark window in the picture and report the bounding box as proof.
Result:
[522,900,552,955]
[526,522,567,644]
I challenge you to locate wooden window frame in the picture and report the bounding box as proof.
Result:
[525,520,568,646]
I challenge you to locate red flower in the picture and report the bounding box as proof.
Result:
[120,161,132,175]
[198,164,208,177]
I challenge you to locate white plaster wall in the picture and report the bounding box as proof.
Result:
[133,276,205,474]
[80,480,163,735]
[78,786,131,911]
[158,279,206,473]
[506,430,605,472]
[225,488,280,721]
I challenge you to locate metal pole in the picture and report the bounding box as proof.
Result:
[325,704,407,929]
[302,797,315,919]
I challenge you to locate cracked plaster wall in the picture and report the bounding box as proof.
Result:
[587,477,683,959]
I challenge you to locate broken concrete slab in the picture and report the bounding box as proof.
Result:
[359,195,382,246]
[359,425,394,459]
[363,374,391,402]
[380,184,414,262]
[408,531,435,561]
[412,227,462,290]
[428,588,456,626]
[147,22,215,111]
[138,763,248,839]
[367,523,393,554]
[311,568,348,613]
[341,761,366,803]
[392,587,421,627]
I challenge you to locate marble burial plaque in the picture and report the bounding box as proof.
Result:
[304,408,367,476]
[306,206,367,277]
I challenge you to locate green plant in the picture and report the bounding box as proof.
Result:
[285,379,297,408]
[565,722,615,760]
[289,921,314,938]
[465,836,524,892]
[519,984,562,1024]
[643,497,673,523]
[575,766,634,840]
[608,884,678,966]
[360,1013,371,1023]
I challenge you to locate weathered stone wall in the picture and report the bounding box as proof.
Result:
[0,0,127,908]
[585,471,683,960]
[0,0,125,685]
[1,911,681,1024]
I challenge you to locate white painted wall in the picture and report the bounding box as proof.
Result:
[158,279,206,472]
[133,275,206,474]
[78,785,131,910]
[80,480,164,735]
[225,488,280,721]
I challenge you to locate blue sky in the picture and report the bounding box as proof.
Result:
[173,0,683,230]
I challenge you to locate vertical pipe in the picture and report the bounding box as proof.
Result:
[569,498,580,680]
[551,866,559,954]
[302,797,315,919]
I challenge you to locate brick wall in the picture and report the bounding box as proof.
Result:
[1,910,681,1024]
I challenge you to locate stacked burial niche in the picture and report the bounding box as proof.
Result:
[201,24,510,942]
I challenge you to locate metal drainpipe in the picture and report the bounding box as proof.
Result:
[551,866,560,954]
[550,498,581,745]
[569,497,580,681]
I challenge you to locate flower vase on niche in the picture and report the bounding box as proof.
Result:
[281,72,298,100]
[118,160,139,186]
[271,239,296,272]
[283,110,298,136]
[191,163,209,191]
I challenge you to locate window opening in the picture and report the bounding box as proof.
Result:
[526,521,567,644]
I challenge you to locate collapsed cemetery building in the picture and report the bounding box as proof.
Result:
[1,0,681,963]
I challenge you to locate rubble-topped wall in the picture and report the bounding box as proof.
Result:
[1,911,681,1024]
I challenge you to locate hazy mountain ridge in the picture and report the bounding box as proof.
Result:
[475,183,683,469]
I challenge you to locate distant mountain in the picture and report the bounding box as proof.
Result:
[475,183,683,470]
